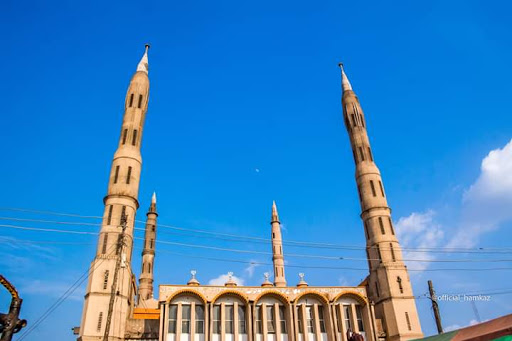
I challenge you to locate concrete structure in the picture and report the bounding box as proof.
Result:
[78,45,151,341]
[339,64,423,340]
[78,48,424,341]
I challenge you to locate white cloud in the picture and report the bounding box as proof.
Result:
[208,273,245,286]
[447,139,512,248]
[395,210,444,272]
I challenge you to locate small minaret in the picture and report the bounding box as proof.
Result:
[339,64,423,340]
[79,45,151,340]
[271,201,287,287]
[138,192,158,303]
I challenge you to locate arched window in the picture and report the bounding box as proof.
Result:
[296,295,328,338]
[167,295,205,337]
[255,295,287,338]
[334,295,367,337]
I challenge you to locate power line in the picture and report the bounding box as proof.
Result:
[3,223,512,265]
[149,247,512,272]
[1,210,512,254]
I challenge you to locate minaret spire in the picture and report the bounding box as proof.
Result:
[137,44,150,74]
[270,201,286,287]
[138,193,158,305]
[339,65,423,340]
[338,62,352,92]
[79,45,151,340]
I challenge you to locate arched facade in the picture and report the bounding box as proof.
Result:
[254,292,292,341]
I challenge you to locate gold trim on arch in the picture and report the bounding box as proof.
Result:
[293,290,329,305]
[165,289,208,304]
[254,290,290,304]
[211,290,250,304]
[332,290,368,305]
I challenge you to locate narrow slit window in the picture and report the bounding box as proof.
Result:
[379,180,385,197]
[97,312,103,332]
[370,180,377,197]
[138,94,143,108]
[376,245,382,262]
[129,94,134,107]
[389,217,395,235]
[379,217,385,234]
[367,147,373,161]
[358,146,365,161]
[149,239,154,248]
[102,234,108,254]
[405,312,412,331]
[351,114,357,127]
[126,166,132,184]
[375,282,380,297]
[122,129,128,145]
[113,166,120,184]
[121,206,126,224]
[103,270,109,289]
[390,243,396,262]
[352,149,358,163]
[107,205,113,225]
[132,129,138,146]
[364,221,370,240]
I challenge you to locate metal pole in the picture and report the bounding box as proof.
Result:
[103,213,128,341]
[428,280,443,334]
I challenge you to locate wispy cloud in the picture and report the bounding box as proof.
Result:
[244,260,260,278]
[395,210,444,272]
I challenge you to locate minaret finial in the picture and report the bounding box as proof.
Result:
[338,62,352,92]
[137,44,150,74]
[272,200,279,223]
[152,191,157,204]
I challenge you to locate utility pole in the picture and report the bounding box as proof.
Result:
[0,275,27,341]
[428,280,443,334]
[103,212,128,341]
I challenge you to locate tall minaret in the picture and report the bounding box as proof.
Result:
[79,45,150,341]
[339,64,423,340]
[138,192,158,304]
[271,201,287,287]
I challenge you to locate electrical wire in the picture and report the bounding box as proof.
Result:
[2,222,512,265]
[17,242,118,340]
[1,211,512,256]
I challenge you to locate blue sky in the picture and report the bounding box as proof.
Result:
[1,0,512,339]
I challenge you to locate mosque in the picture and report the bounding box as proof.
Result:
[77,46,424,341]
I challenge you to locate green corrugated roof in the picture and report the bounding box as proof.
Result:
[411,331,458,341]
